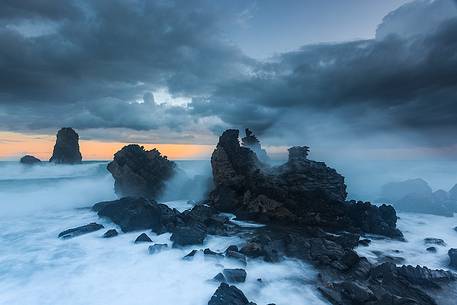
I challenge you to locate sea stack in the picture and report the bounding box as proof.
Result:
[20,155,42,165]
[107,144,176,199]
[49,128,82,164]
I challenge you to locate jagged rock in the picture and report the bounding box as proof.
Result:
[58,223,104,239]
[223,269,247,283]
[209,129,401,238]
[449,248,457,268]
[171,222,207,246]
[93,197,178,233]
[20,155,41,165]
[213,272,226,282]
[148,243,168,254]
[107,144,176,199]
[241,128,269,163]
[134,233,152,243]
[102,229,118,238]
[49,128,82,164]
[424,238,446,246]
[208,283,256,305]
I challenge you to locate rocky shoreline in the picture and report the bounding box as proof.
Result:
[56,128,457,305]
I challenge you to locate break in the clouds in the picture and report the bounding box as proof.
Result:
[0,0,456,148]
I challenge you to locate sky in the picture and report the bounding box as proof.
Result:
[1,0,457,162]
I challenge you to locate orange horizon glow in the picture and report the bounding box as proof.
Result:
[0,131,214,161]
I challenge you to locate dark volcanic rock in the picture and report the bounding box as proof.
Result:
[58,223,104,239]
[107,144,176,199]
[208,283,256,305]
[213,272,226,283]
[20,155,41,165]
[208,129,402,238]
[171,223,207,246]
[49,128,82,164]
[148,243,168,254]
[449,248,457,268]
[93,197,178,233]
[424,238,446,247]
[223,268,247,283]
[102,229,118,238]
[134,233,152,243]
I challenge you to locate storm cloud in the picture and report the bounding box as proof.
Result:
[0,0,457,148]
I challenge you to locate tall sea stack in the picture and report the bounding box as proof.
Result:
[49,128,82,164]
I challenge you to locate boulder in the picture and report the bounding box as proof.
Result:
[426,246,437,253]
[134,233,152,243]
[171,223,207,246]
[102,229,118,238]
[20,155,41,165]
[58,223,104,239]
[223,269,247,283]
[93,197,178,233]
[49,128,82,164]
[449,248,457,268]
[107,144,176,199]
[148,243,168,254]
[208,283,256,305]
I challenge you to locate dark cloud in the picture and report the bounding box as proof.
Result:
[0,0,456,149]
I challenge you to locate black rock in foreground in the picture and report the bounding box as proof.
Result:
[107,144,176,199]
[58,223,104,239]
[20,155,41,165]
[208,283,256,305]
[93,197,178,233]
[49,127,82,164]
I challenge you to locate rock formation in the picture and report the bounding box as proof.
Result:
[107,144,176,199]
[20,155,41,165]
[209,129,401,238]
[240,128,269,163]
[58,223,104,239]
[49,127,82,164]
[380,179,457,216]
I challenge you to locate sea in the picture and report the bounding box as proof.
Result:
[0,161,456,305]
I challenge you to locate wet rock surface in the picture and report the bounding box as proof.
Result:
[134,233,152,243]
[58,223,104,239]
[209,129,402,239]
[102,229,118,238]
[222,268,247,283]
[93,197,178,233]
[20,155,41,165]
[208,283,256,305]
[148,243,168,254]
[49,128,82,164]
[449,248,457,269]
[107,144,176,199]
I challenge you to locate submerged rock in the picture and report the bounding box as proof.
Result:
[107,144,176,199]
[223,269,247,283]
[93,197,178,233]
[424,238,446,247]
[102,229,118,238]
[208,283,256,305]
[49,128,82,164]
[148,243,168,254]
[20,155,41,165]
[58,223,104,239]
[134,233,152,243]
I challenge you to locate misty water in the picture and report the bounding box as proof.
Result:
[1,161,457,305]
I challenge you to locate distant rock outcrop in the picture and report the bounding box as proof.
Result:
[240,128,269,163]
[380,179,457,216]
[107,144,176,199]
[49,128,82,164]
[209,129,401,238]
[20,155,41,165]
